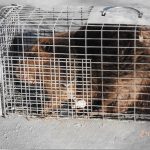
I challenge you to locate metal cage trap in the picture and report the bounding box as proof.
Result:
[1,5,150,120]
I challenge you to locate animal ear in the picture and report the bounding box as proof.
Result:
[38,37,54,53]
[139,27,150,42]
[139,30,144,42]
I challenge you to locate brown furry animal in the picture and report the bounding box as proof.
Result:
[12,25,150,116]
[13,31,91,115]
[73,25,150,114]
[14,44,75,115]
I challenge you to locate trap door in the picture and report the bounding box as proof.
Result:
[0,5,21,116]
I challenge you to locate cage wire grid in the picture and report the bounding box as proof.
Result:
[1,5,150,120]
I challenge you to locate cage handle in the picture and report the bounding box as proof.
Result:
[101,6,143,18]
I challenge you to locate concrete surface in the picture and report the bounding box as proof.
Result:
[0,115,150,149]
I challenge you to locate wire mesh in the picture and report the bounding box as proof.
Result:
[1,5,150,120]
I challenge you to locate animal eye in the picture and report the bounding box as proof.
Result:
[41,43,53,52]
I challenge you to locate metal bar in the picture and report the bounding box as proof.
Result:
[101,6,143,18]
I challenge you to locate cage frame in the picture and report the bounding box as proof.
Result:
[1,5,150,121]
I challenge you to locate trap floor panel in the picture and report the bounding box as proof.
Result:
[1,5,150,120]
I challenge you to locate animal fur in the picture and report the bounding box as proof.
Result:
[12,31,89,115]
[73,25,150,114]
[11,25,150,116]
